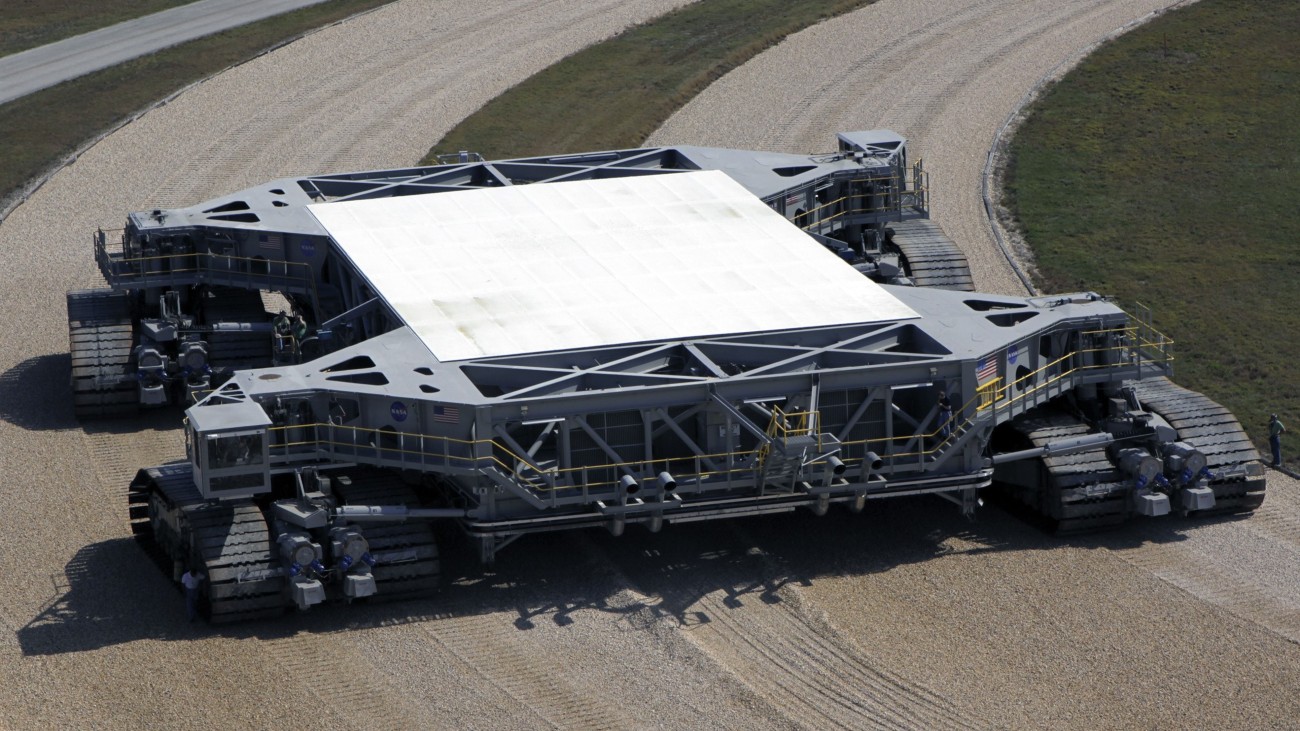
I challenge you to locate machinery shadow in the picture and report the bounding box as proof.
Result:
[18,537,183,656]
[0,352,178,433]
[0,353,78,431]
[584,496,1021,628]
[18,497,1235,655]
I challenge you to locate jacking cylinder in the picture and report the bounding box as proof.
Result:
[135,346,169,406]
[330,526,377,599]
[1161,442,1208,486]
[1116,448,1161,490]
[811,493,831,517]
[279,532,326,610]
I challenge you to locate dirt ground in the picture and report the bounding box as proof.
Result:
[1,1,1295,728]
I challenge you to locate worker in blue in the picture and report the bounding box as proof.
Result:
[1268,413,1285,468]
[181,566,205,622]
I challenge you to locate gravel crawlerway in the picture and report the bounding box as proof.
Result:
[2,0,1297,729]
[653,0,1300,727]
[0,2,763,729]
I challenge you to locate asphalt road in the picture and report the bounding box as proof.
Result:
[0,0,330,105]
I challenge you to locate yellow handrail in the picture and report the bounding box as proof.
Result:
[837,328,1173,463]
[260,326,1172,491]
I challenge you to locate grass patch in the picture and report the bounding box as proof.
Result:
[0,0,396,213]
[426,0,877,162]
[0,0,195,57]
[1004,0,1300,465]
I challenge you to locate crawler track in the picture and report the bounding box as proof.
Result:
[1129,377,1266,513]
[202,286,273,372]
[333,471,441,601]
[888,220,974,291]
[67,288,137,418]
[129,463,285,623]
[1000,409,1130,533]
[188,500,285,623]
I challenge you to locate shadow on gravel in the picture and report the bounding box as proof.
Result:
[19,497,1247,654]
[0,351,182,429]
[0,351,182,434]
[0,353,78,431]
[19,537,184,655]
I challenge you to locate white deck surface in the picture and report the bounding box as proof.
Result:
[308,170,918,362]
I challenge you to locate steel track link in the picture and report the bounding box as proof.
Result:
[184,500,284,623]
[1130,377,1266,513]
[888,220,975,291]
[1008,410,1129,533]
[67,288,137,418]
[332,471,441,600]
[202,286,274,370]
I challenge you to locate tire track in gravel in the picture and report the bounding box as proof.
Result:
[846,1,1117,151]
[1111,478,1300,644]
[415,612,628,730]
[151,0,696,207]
[649,0,1300,720]
[0,3,700,728]
[604,523,990,731]
[260,632,422,731]
[680,585,983,730]
[757,0,1000,149]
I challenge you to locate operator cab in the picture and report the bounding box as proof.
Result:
[186,399,272,500]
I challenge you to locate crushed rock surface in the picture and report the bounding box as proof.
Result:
[2,0,1296,729]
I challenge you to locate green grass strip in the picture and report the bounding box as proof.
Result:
[426,0,877,162]
[1004,0,1300,462]
[0,0,396,214]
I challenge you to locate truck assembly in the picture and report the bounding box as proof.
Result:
[66,133,1265,622]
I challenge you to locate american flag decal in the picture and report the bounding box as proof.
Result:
[258,232,283,250]
[976,355,997,383]
[432,404,460,423]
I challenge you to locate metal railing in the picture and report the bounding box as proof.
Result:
[836,325,1174,469]
[433,151,485,165]
[95,229,320,308]
[268,422,771,505]
[263,325,1172,502]
[797,165,930,239]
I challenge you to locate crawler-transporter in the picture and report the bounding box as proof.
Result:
[65,133,1264,622]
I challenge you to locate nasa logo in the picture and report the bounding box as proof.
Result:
[390,401,408,422]
[300,238,316,258]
